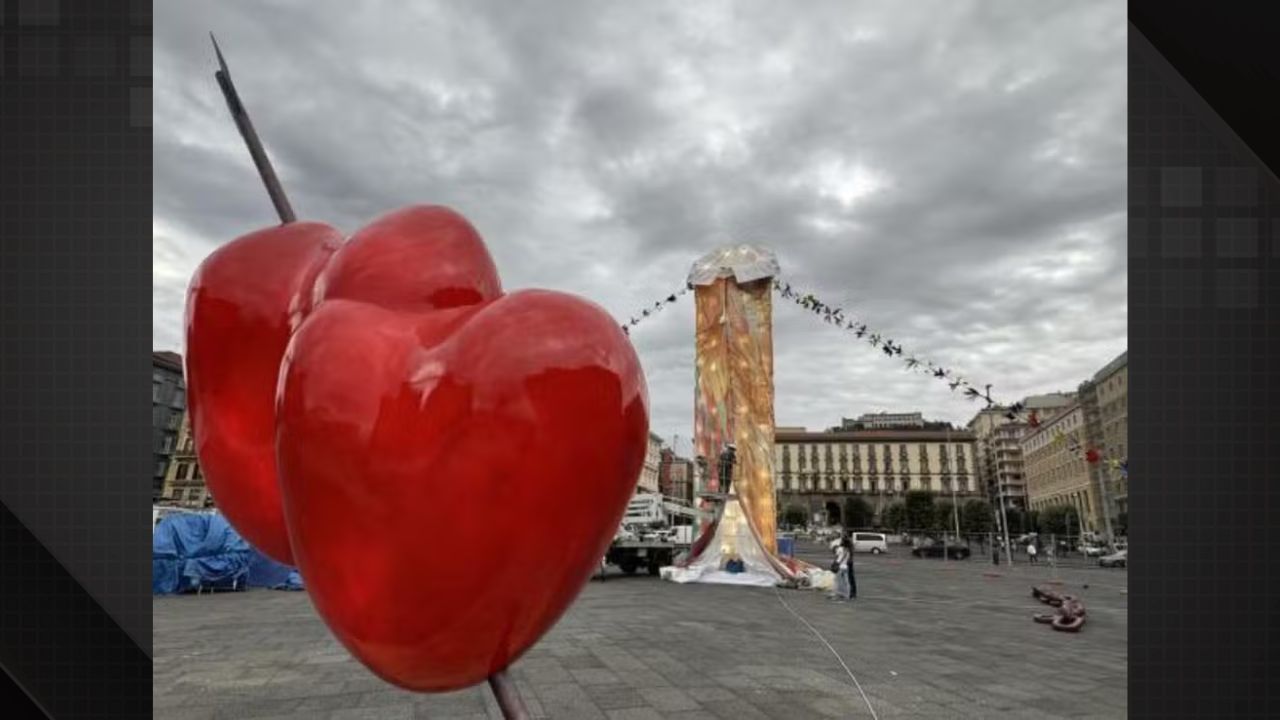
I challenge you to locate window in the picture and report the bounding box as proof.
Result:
[152,381,162,402]
[172,389,186,409]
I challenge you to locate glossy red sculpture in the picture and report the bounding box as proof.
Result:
[274,206,649,690]
[184,221,343,563]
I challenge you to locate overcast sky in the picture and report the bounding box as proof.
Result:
[154,0,1127,455]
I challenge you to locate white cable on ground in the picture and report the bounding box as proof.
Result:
[773,587,879,720]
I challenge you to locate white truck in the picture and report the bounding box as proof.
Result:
[603,493,709,577]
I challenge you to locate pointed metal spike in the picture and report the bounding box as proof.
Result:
[211,33,295,224]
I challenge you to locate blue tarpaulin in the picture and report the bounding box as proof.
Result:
[152,512,252,595]
[246,547,304,591]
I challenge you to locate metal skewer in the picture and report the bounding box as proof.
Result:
[210,33,296,224]
[487,670,531,719]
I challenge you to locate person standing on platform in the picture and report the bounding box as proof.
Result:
[718,444,737,496]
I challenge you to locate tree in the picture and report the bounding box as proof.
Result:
[904,490,935,532]
[934,500,957,534]
[843,496,873,529]
[1004,507,1025,535]
[783,505,808,528]
[961,499,994,536]
[882,502,907,532]
[1039,505,1069,536]
[1027,509,1042,533]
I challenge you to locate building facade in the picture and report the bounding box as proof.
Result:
[161,411,211,508]
[638,432,663,494]
[774,426,979,525]
[665,456,694,504]
[842,412,925,430]
[657,448,695,503]
[1079,351,1128,529]
[1023,403,1101,532]
[967,393,1075,513]
[152,351,186,500]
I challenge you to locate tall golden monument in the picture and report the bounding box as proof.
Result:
[689,246,780,558]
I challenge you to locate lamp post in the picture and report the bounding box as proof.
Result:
[949,426,962,543]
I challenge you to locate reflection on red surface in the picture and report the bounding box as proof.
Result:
[185,221,342,563]
[189,205,648,691]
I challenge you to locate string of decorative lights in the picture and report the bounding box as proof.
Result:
[618,283,693,335]
[771,279,1014,410]
[617,277,1126,475]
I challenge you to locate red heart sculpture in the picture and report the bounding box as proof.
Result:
[184,221,342,563]
[275,206,649,690]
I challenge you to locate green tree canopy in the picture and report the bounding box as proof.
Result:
[782,505,808,528]
[1004,507,1026,535]
[1039,505,1083,536]
[843,496,873,529]
[935,500,958,534]
[904,490,936,531]
[1027,509,1042,533]
[961,499,994,535]
[882,502,907,532]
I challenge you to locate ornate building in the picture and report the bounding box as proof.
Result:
[774,426,978,525]
[1079,350,1128,530]
[152,351,186,500]
[160,410,211,508]
[1023,402,1101,532]
[637,432,663,494]
[967,393,1075,513]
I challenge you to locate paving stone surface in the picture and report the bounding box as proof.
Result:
[154,541,1127,718]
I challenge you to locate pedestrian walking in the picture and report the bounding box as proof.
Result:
[1027,541,1038,564]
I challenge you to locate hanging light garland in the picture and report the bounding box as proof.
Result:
[619,283,693,335]
[619,275,1128,480]
[771,278,1007,407]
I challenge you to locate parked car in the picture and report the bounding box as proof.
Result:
[1081,544,1106,557]
[1098,549,1127,568]
[852,532,889,554]
[911,539,971,560]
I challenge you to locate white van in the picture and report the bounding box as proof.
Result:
[852,532,888,554]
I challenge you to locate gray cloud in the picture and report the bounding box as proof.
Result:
[154,0,1127,441]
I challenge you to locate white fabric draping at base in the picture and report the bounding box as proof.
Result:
[661,566,778,586]
[661,498,782,587]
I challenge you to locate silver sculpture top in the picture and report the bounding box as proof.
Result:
[686,244,780,287]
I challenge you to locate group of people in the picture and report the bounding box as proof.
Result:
[828,532,858,602]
